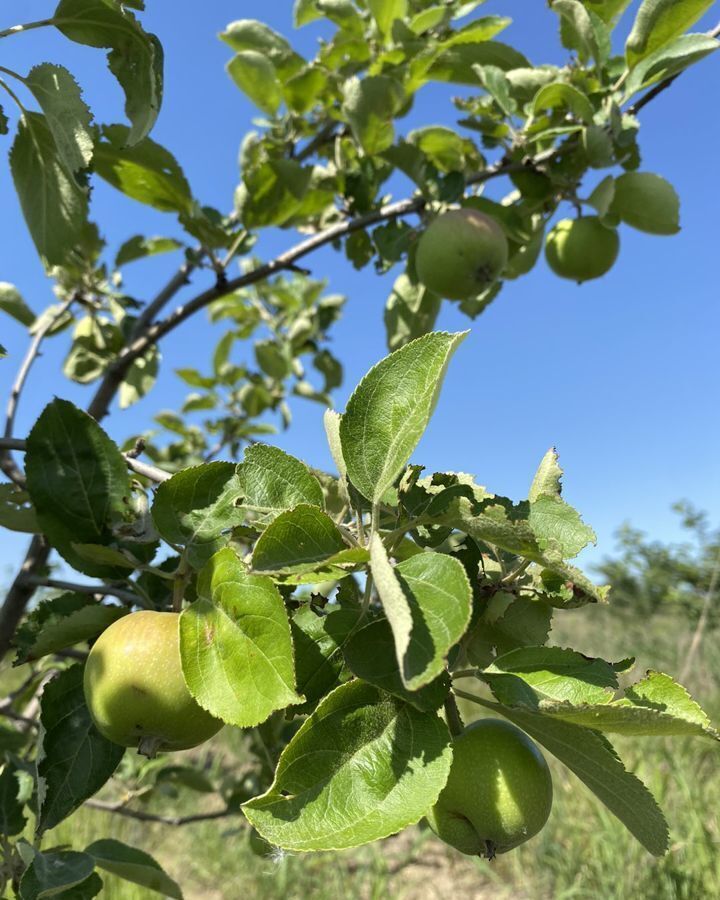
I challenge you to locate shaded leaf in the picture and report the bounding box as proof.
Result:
[490,702,669,855]
[25,399,132,576]
[251,504,347,575]
[36,665,124,834]
[0,282,36,327]
[10,113,89,267]
[54,0,163,144]
[243,680,452,851]
[13,593,127,665]
[85,839,182,899]
[115,235,182,267]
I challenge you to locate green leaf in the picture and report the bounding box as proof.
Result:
[251,504,348,575]
[13,593,127,665]
[340,332,466,504]
[384,275,441,352]
[25,64,94,173]
[427,42,530,84]
[119,344,159,408]
[85,839,182,899]
[10,113,89,267]
[540,671,720,738]
[0,282,36,327]
[488,703,669,855]
[115,235,182,267]
[344,618,450,711]
[54,0,163,144]
[18,850,98,900]
[553,0,609,64]
[180,548,302,727]
[36,665,124,834]
[243,680,452,851]
[0,762,26,837]
[465,592,553,668]
[0,482,38,534]
[25,399,132,576]
[529,494,596,559]
[237,443,324,528]
[609,171,680,234]
[342,75,405,155]
[624,32,719,95]
[531,82,594,124]
[423,475,606,604]
[482,646,620,707]
[474,65,516,117]
[227,51,283,115]
[151,462,245,567]
[93,125,193,213]
[626,0,714,67]
[255,339,291,380]
[370,537,472,690]
[291,606,359,711]
[587,174,616,216]
[577,0,632,24]
[369,0,408,38]
[528,447,563,501]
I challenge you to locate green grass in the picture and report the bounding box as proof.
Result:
[6,605,720,899]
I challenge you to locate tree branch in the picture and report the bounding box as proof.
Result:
[0,296,74,487]
[0,437,172,484]
[83,798,233,826]
[23,576,144,606]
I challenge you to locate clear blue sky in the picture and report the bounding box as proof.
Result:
[1,2,718,580]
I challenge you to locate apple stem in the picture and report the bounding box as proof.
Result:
[444,694,464,737]
[138,736,163,758]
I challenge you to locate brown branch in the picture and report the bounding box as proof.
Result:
[0,296,74,487]
[83,798,233,826]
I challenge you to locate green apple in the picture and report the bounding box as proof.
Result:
[426,718,553,858]
[416,208,509,299]
[545,216,619,282]
[84,610,223,756]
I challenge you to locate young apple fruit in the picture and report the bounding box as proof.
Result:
[416,208,508,299]
[426,718,553,858]
[545,216,619,282]
[84,610,223,756]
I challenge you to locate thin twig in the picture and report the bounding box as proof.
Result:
[24,576,144,606]
[679,547,720,683]
[0,297,74,487]
[125,455,172,483]
[0,19,54,40]
[83,798,233,826]
[0,436,172,484]
[130,256,199,337]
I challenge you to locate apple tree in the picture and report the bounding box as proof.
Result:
[0,1,719,896]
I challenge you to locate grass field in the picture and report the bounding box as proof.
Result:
[5,603,720,899]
